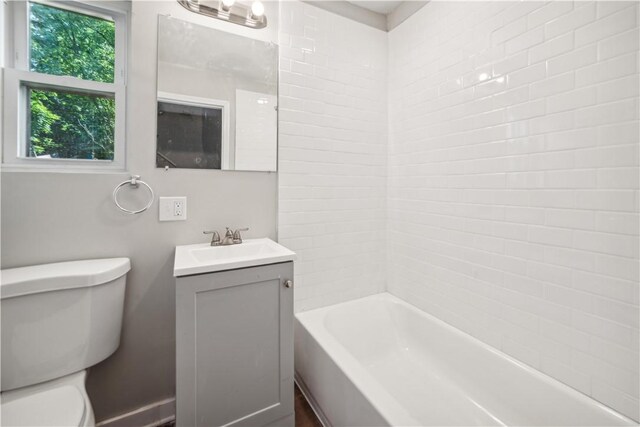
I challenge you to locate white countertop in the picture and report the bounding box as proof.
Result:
[174,238,296,277]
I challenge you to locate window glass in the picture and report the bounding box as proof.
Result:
[29,2,115,83]
[28,87,115,160]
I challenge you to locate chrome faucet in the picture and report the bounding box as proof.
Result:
[203,230,221,246]
[232,228,249,244]
[203,227,249,246]
[221,227,235,245]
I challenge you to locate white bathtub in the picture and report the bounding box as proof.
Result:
[295,293,636,427]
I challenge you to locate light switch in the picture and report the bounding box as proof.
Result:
[159,197,187,221]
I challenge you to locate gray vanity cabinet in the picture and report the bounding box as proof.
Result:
[175,262,294,427]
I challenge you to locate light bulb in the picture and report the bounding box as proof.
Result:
[221,0,234,11]
[251,1,265,18]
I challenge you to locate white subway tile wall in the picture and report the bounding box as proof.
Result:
[278,1,388,311]
[388,1,639,420]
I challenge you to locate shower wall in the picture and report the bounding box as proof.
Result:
[278,1,388,311]
[387,1,639,420]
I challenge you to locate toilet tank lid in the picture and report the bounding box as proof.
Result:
[1,258,131,299]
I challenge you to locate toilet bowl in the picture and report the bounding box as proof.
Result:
[0,258,130,427]
[2,371,94,427]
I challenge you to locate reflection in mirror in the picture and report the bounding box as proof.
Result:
[156,15,278,172]
[157,93,228,169]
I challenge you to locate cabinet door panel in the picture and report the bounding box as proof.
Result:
[176,262,294,427]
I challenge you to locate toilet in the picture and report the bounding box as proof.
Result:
[0,258,131,427]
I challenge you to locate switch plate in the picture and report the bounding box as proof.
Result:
[159,197,187,221]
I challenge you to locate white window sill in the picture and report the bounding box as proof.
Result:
[1,162,128,174]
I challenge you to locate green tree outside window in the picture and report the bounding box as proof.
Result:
[28,2,116,160]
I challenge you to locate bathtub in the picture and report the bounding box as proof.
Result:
[294,293,636,427]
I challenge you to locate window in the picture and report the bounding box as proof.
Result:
[3,0,127,170]
[156,92,230,170]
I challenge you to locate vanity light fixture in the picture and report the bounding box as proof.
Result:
[177,0,267,29]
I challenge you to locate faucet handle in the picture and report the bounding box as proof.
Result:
[203,230,221,246]
[232,227,249,244]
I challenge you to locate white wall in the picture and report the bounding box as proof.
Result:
[235,89,278,171]
[278,1,388,311]
[1,1,279,422]
[388,1,639,420]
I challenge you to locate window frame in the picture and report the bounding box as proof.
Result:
[2,0,127,171]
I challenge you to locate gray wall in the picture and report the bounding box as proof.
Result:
[1,1,279,421]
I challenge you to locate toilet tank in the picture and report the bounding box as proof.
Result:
[0,258,130,392]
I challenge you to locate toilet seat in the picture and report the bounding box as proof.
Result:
[1,384,86,427]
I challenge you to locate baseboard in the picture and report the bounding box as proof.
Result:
[95,397,175,427]
[294,373,331,427]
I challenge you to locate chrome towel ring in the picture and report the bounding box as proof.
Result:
[113,175,154,215]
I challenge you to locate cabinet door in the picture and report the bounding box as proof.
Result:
[176,262,294,427]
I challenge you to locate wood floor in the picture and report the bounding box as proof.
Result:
[295,384,323,427]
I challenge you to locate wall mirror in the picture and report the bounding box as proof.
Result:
[156,15,278,172]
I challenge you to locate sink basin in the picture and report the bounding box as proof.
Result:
[174,238,296,277]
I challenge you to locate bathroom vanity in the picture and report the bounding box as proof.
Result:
[174,239,295,427]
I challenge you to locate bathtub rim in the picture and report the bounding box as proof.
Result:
[295,292,637,426]
[296,295,420,426]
